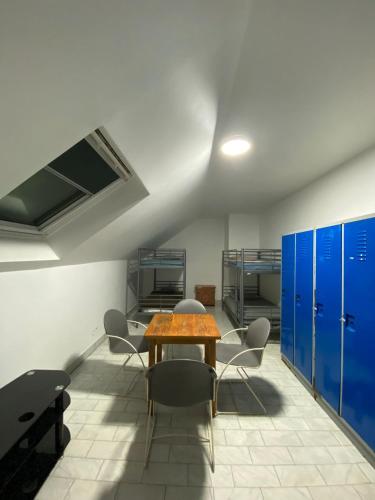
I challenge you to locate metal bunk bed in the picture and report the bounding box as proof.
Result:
[131,248,186,315]
[222,249,281,335]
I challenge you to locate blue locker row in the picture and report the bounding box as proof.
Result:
[281,217,375,452]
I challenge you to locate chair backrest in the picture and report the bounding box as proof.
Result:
[173,299,207,314]
[104,309,130,352]
[146,359,216,407]
[245,317,271,363]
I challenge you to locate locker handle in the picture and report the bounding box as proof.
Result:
[295,294,301,303]
[344,313,356,332]
[314,302,324,316]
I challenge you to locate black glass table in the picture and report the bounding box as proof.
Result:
[0,370,71,499]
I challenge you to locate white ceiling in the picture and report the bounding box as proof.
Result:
[1,0,375,267]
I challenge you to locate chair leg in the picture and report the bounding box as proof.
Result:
[208,403,215,472]
[144,400,155,467]
[122,353,133,369]
[237,367,267,414]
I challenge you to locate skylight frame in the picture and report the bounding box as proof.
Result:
[0,128,131,235]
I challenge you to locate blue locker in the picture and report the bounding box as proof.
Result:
[315,225,342,412]
[342,217,375,450]
[281,234,295,364]
[295,230,314,383]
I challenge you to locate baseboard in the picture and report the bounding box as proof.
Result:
[65,334,106,375]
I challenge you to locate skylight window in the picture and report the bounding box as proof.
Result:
[0,129,131,230]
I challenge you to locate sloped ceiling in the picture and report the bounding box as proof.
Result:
[1,0,375,267]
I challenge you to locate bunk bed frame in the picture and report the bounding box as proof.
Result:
[131,248,186,315]
[222,249,281,334]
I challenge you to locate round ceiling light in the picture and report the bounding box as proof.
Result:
[220,138,252,157]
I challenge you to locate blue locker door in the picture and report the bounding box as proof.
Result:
[295,230,314,383]
[281,234,295,364]
[315,225,342,412]
[342,217,375,450]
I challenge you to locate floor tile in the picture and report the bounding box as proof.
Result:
[224,429,264,446]
[232,465,280,487]
[97,459,144,482]
[67,423,84,439]
[261,430,303,446]
[317,464,369,485]
[52,457,103,480]
[288,446,335,465]
[327,447,366,464]
[69,399,99,411]
[249,446,293,465]
[35,477,73,500]
[165,486,213,500]
[113,425,145,443]
[262,486,312,499]
[170,444,210,464]
[275,465,325,486]
[115,483,165,500]
[76,424,118,441]
[213,416,240,429]
[238,416,275,430]
[297,431,341,446]
[272,418,310,430]
[65,479,116,499]
[188,464,233,487]
[353,484,375,499]
[309,485,362,500]
[64,439,93,458]
[141,462,188,486]
[215,445,252,465]
[304,417,337,430]
[214,487,262,500]
[358,462,375,482]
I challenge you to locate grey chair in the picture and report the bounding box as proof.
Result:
[104,309,148,395]
[173,298,207,314]
[144,359,216,471]
[168,299,207,359]
[216,317,271,414]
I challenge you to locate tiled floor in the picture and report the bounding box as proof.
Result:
[37,307,375,500]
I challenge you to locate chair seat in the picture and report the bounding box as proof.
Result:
[112,335,149,354]
[216,343,261,367]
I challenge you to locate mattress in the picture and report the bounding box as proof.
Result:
[225,260,280,271]
[139,258,184,268]
[224,295,280,320]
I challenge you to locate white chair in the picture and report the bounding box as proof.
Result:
[216,317,271,414]
[144,359,216,471]
[104,309,148,396]
[173,298,207,314]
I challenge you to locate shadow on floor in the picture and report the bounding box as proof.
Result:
[217,376,284,416]
[68,356,214,500]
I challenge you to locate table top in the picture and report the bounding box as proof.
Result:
[145,313,221,341]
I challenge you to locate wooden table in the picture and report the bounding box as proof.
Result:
[144,313,221,414]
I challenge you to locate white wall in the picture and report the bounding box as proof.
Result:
[161,218,226,300]
[258,147,375,306]
[227,214,260,249]
[260,147,375,248]
[0,260,126,387]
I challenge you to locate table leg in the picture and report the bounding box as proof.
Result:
[208,340,217,416]
[156,343,162,363]
[208,340,216,369]
[204,342,209,364]
[148,341,156,367]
